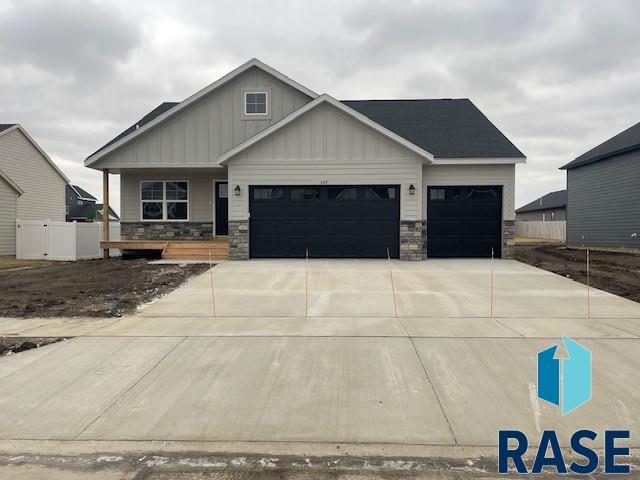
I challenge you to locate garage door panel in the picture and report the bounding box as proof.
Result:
[427,186,502,258]
[249,186,400,258]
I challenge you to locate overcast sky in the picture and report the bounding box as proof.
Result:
[2,0,639,214]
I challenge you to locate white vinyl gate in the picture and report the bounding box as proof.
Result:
[16,220,120,260]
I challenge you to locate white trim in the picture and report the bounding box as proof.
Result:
[85,58,318,168]
[217,94,435,165]
[243,91,269,116]
[213,180,229,237]
[429,157,526,165]
[139,180,190,222]
[0,124,70,183]
[0,166,24,195]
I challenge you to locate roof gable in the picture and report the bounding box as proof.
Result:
[561,121,640,169]
[85,58,318,167]
[218,94,434,164]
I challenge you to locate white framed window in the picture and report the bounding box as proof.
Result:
[141,181,188,221]
[244,91,268,115]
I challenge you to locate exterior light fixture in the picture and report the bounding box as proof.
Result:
[234,185,241,196]
[409,184,416,196]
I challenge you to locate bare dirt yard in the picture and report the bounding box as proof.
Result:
[0,337,66,356]
[515,245,640,303]
[0,259,209,318]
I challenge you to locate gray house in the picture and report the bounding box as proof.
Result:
[85,59,526,260]
[561,121,640,249]
[516,190,566,222]
[0,124,68,256]
[66,184,120,222]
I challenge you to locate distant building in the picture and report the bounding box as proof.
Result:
[516,190,567,222]
[66,184,119,222]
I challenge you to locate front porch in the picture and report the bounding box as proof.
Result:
[100,238,229,260]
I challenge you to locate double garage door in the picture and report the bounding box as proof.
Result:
[248,184,503,259]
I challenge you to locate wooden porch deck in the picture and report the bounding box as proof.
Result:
[101,237,229,260]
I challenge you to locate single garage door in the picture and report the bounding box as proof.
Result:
[249,185,400,258]
[427,186,502,258]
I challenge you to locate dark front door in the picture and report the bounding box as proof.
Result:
[427,186,502,258]
[249,185,400,258]
[215,182,228,235]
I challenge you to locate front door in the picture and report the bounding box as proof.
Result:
[215,182,228,236]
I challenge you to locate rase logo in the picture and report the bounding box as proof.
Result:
[498,337,631,475]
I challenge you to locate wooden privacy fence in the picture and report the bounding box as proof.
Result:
[516,220,566,242]
[16,220,120,260]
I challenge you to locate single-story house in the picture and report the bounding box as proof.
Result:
[0,124,68,256]
[561,120,640,250]
[66,184,120,222]
[85,58,526,260]
[515,190,567,222]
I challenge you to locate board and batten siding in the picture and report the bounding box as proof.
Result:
[228,103,423,221]
[0,128,66,221]
[120,169,227,222]
[422,164,516,220]
[0,178,18,255]
[567,150,640,248]
[95,67,313,170]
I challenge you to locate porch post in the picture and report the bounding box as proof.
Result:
[102,169,110,259]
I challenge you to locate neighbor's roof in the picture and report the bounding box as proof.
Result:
[516,189,567,214]
[0,166,24,194]
[68,184,97,201]
[0,124,17,133]
[561,121,640,169]
[342,99,525,159]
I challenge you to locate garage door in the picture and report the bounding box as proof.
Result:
[249,185,400,258]
[427,186,502,258]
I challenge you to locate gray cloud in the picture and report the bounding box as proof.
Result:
[1,0,639,212]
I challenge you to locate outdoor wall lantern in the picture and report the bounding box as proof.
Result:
[234,185,241,196]
[409,184,416,195]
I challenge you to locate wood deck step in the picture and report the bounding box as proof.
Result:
[162,238,229,260]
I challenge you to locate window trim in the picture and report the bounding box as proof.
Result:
[140,180,189,222]
[244,91,269,116]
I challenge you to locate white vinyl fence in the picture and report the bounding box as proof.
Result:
[16,220,120,260]
[516,220,566,242]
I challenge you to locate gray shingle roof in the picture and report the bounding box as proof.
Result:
[90,98,525,161]
[516,189,567,214]
[71,185,97,201]
[561,121,640,169]
[342,99,525,158]
[0,124,17,133]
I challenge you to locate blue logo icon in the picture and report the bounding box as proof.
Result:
[537,336,591,415]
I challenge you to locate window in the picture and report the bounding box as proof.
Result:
[217,183,228,199]
[365,187,396,200]
[328,187,358,200]
[430,189,445,201]
[253,188,284,200]
[141,181,188,221]
[245,92,267,115]
[291,188,320,200]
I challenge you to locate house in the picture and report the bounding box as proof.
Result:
[516,190,567,222]
[0,124,68,256]
[66,184,120,222]
[85,58,526,260]
[561,121,640,250]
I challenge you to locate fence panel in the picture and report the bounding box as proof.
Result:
[516,221,566,241]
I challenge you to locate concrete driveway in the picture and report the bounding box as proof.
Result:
[1,259,640,477]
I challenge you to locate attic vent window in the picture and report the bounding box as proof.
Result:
[245,92,268,115]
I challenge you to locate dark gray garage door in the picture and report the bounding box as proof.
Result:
[249,185,400,258]
[427,186,502,258]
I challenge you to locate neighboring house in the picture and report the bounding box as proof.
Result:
[561,121,640,249]
[0,124,68,256]
[85,58,525,260]
[66,184,120,222]
[515,190,567,221]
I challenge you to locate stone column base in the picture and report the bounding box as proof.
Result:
[502,219,515,258]
[400,220,425,261]
[229,220,249,260]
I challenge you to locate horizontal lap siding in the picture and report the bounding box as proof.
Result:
[567,151,640,248]
[229,103,423,221]
[97,67,312,169]
[120,169,227,222]
[423,164,516,220]
[0,129,66,221]
[0,179,17,255]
